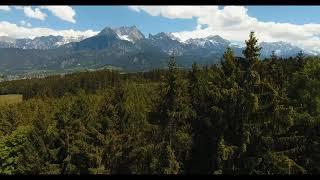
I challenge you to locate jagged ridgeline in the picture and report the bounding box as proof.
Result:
[0,32,320,175]
[0,26,314,77]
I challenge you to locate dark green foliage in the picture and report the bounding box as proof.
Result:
[1,32,320,174]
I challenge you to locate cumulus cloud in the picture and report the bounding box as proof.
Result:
[0,21,98,39]
[129,6,320,52]
[23,6,47,20]
[0,32,8,36]
[20,20,26,26]
[40,6,76,23]
[15,6,76,23]
[14,6,23,10]
[0,6,10,11]
[20,20,32,27]
[129,6,209,19]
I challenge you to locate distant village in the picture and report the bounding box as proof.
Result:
[0,73,51,82]
[0,70,72,82]
[0,68,114,82]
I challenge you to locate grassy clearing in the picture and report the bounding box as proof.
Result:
[0,94,23,105]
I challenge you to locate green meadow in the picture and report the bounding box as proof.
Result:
[0,94,23,105]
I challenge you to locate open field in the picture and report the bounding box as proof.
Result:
[0,94,23,105]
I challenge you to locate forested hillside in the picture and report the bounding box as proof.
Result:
[0,32,320,174]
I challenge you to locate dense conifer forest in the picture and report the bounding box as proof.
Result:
[0,32,320,174]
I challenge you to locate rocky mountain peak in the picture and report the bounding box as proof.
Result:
[113,25,145,42]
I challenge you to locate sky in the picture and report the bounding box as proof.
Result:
[1,6,320,52]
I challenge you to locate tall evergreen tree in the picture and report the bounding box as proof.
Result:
[243,31,262,70]
[155,56,194,173]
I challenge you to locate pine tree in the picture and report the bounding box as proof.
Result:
[296,50,306,69]
[270,51,277,62]
[188,62,205,117]
[243,31,262,70]
[222,47,237,79]
[155,56,194,172]
[162,144,180,174]
[158,56,192,143]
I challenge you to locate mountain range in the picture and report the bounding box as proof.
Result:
[0,25,315,76]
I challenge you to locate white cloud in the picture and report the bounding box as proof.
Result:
[129,6,209,19]
[0,6,10,11]
[20,20,26,26]
[14,6,23,10]
[15,6,76,23]
[0,21,98,39]
[129,6,320,52]
[23,6,47,20]
[0,32,8,36]
[20,20,32,27]
[40,6,76,23]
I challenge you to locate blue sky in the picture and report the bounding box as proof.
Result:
[1,6,320,51]
[247,6,320,25]
[0,6,198,36]
[1,6,320,35]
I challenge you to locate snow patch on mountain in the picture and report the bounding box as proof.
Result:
[55,36,87,46]
[165,33,181,42]
[116,34,133,42]
[113,26,145,43]
[184,35,230,47]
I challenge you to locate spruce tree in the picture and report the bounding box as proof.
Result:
[270,51,277,62]
[243,31,262,70]
[156,56,193,172]
[222,47,237,78]
[296,50,306,69]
